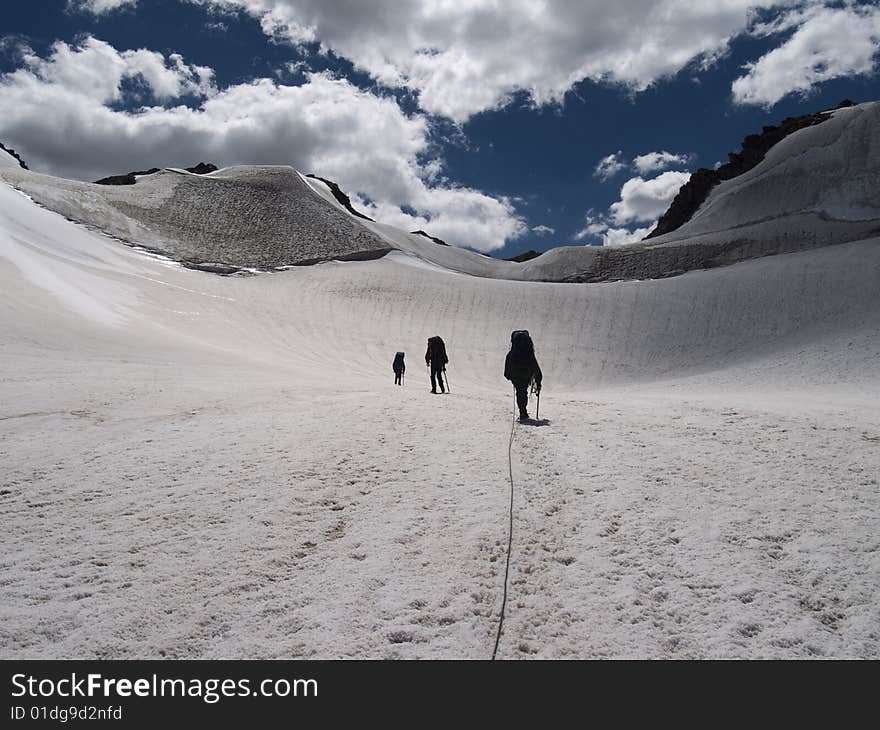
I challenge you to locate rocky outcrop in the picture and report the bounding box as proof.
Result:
[94,163,218,186]
[505,249,542,262]
[0,142,29,170]
[411,229,448,246]
[305,174,374,221]
[644,105,847,239]
[94,168,161,185]
[186,162,219,175]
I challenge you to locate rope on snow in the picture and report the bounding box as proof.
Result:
[492,391,518,660]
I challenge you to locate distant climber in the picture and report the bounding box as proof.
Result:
[504,330,542,422]
[425,336,448,394]
[393,351,406,385]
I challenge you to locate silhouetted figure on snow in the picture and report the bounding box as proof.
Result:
[504,330,542,421]
[425,336,448,394]
[393,351,406,385]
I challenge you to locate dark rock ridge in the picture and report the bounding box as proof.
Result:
[410,229,448,246]
[305,173,374,221]
[0,142,29,170]
[505,249,542,263]
[186,162,219,175]
[644,103,854,239]
[94,163,218,186]
[95,168,161,185]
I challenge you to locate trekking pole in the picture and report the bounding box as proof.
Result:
[444,368,451,393]
[536,390,540,420]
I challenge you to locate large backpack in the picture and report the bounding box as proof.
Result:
[506,330,536,382]
[510,330,534,358]
[393,351,405,371]
[427,336,448,365]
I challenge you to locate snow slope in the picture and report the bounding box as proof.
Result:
[2,167,879,659]
[0,147,21,169]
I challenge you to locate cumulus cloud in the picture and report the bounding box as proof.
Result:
[609,171,692,226]
[187,0,792,122]
[732,3,880,107]
[633,151,693,175]
[574,216,654,247]
[7,36,215,104]
[574,216,610,241]
[576,170,690,245]
[0,36,525,252]
[597,150,694,180]
[68,0,138,14]
[594,151,627,181]
[600,225,655,246]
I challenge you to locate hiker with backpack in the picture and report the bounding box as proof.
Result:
[393,351,406,385]
[504,330,542,422]
[425,336,449,394]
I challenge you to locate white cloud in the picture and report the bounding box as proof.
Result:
[531,225,556,236]
[633,151,693,175]
[598,150,694,180]
[601,225,654,246]
[574,217,610,241]
[732,3,880,107]
[188,0,792,122]
[68,0,138,14]
[609,171,691,225]
[574,216,653,247]
[594,151,626,181]
[9,37,215,104]
[0,36,524,253]
[576,170,690,245]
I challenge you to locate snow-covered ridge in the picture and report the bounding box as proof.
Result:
[0,142,28,170]
[0,101,878,282]
[646,102,880,246]
[0,165,392,271]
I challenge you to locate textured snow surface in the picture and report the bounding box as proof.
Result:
[1,169,880,658]
[0,165,391,269]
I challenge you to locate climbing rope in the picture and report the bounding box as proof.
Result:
[492,392,518,660]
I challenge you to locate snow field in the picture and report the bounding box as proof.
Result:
[1,175,878,658]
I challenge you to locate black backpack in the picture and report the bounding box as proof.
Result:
[393,352,405,371]
[427,336,448,364]
[511,330,535,358]
[506,330,536,382]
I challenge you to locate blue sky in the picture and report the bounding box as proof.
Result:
[1,0,879,257]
